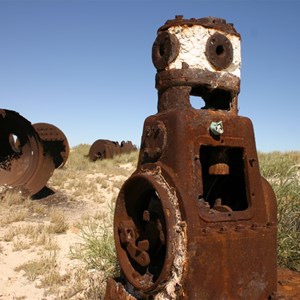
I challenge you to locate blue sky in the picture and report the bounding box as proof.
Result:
[0,0,299,152]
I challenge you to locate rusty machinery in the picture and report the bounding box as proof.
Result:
[88,139,136,161]
[105,16,277,299]
[0,110,69,195]
[33,122,69,168]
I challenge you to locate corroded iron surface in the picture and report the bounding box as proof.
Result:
[107,15,277,299]
[0,110,55,195]
[88,139,136,161]
[33,122,69,168]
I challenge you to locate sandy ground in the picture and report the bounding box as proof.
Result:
[0,192,106,299]
[0,160,130,300]
[1,162,300,299]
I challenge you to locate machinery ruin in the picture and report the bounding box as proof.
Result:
[33,122,69,168]
[88,139,136,161]
[0,109,69,196]
[105,16,277,299]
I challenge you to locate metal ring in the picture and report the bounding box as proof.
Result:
[152,31,180,71]
[205,33,233,70]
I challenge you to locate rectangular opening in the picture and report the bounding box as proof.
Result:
[199,146,248,212]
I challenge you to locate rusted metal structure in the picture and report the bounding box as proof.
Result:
[105,16,277,299]
[33,122,69,168]
[88,139,136,161]
[0,110,56,195]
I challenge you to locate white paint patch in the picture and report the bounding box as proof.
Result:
[167,25,241,78]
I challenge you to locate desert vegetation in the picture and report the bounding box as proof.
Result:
[259,151,300,271]
[0,144,137,299]
[0,145,299,299]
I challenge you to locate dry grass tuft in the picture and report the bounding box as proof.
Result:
[70,207,118,298]
[15,252,57,281]
[259,151,300,271]
[48,209,69,234]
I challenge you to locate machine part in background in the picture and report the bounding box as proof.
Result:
[0,109,55,196]
[105,15,277,300]
[33,122,69,168]
[88,139,136,161]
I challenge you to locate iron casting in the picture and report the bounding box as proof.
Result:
[33,122,69,168]
[105,16,277,299]
[0,109,55,195]
[88,139,136,161]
